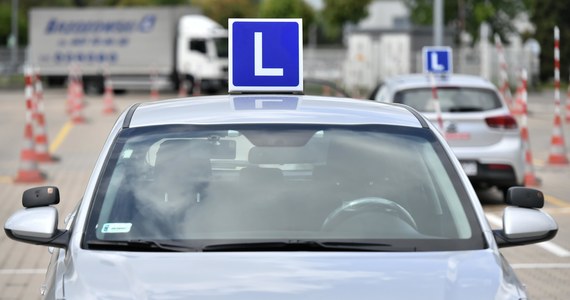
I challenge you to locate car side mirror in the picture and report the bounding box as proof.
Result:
[494,187,558,248]
[3,186,69,248]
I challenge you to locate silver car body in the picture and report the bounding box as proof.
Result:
[5,95,556,299]
[371,74,524,192]
[48,249,522,299]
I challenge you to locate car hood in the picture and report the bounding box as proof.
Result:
[63,249,523,299]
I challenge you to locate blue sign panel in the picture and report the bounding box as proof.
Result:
[229,19,303,93]
[422,47,453,74]
[233,96,299,110]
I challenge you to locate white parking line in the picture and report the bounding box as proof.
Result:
[485,213,570,257]
[512,263,570,269]
[0,268,46,275]
[536,241,570,257]
[544,207,570,214]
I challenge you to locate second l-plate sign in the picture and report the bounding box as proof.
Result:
[422,46,453,74]
[229,18,303,93]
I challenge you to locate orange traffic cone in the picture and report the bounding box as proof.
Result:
[70,96,86,124]
[70,77,86,124]
[501,85,513,111]
[516,69,540,186]
[65,67,83,114]
[510,85,525,115]
[548,26,568,165]
[76,67,85,109]
[65,76,75,114]
[565,83,570,123]
[32,68,57,163]
[15,67,46,183]
[102,74,116,114]
[522,126,540,186]
[495,34,514,110]
[428,73,444,132]
[547,110,569,165]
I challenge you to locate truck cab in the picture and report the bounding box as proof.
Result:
[177,15,228,94]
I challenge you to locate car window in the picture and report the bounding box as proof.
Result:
[372,84,389,101]
[213,37,228,58]
[189,39,207,54]
[86,124,484,251]
[393,87,502,112]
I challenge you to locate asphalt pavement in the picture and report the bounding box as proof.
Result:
[0,88,142,299]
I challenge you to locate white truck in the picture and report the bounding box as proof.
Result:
[29,6,228,94]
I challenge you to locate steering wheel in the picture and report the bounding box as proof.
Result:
[321,197,417,231]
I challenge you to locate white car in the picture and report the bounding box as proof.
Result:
[370,73,524,197]
[4,94,557,299]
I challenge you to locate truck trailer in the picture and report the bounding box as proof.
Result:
[29,6,228,94]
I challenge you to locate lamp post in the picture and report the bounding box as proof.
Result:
[10,0,19,71]
[433,0,443,46]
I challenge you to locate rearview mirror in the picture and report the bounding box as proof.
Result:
[211,139,236,159]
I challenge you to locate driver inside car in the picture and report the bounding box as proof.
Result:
[131,139,212,237]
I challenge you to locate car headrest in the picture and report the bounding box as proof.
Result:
[155,139,212,183]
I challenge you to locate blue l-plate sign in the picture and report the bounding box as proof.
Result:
[229,18,303,93]
[422,46,453,74]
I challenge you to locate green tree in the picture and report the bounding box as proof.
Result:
[321,0,371,42]
[192,0,257,28]
[108,0,188,5]
[528,0,570,83]
[0,3,14,46]
[258,0,315,43]
[404,0,526,45]
[0,2,29,46]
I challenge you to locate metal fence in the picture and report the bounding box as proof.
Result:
[0,48,27,75]
[1,45,539,93]
[414,46,539,88]
[304,47,346,84]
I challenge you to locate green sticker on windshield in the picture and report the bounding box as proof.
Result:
[101,223,132,233]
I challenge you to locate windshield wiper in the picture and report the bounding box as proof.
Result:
[202,240,415,252]
[87,239,416,252]
[87,239,197,252]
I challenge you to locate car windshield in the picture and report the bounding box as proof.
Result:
[85,124,484,251]
[214,37,228,58]
[394,87,502,113]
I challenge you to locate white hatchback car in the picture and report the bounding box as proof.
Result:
[4,94,557,300]
[370,73,524,197]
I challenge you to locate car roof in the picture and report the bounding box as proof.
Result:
[125,95,425,128]
[384,73,497,91]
